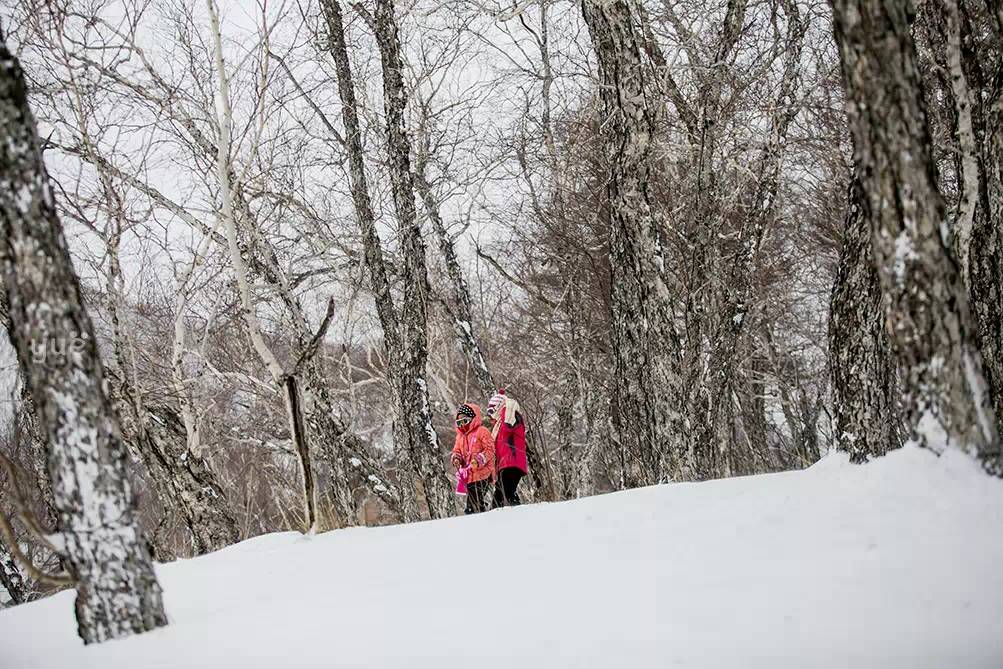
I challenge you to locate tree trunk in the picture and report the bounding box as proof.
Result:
[107,378,239,555]
[581,0,686,485]
[0,539,27,605]
[957,3,1003,439]
[371,0,453,519]
[829,175,901,463]
[831,0,1001,473]
[415,167,495,399]
[970,63,1003,432]
[322,0,454,520]
[697,0,803,479]
[680,0,748,479]
[16,387,59,527]
[0,35,167,642]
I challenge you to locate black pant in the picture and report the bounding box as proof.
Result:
[494,468,524,508]
[465,479,492,515]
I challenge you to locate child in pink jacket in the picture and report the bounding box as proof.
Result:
[451,403,495,514]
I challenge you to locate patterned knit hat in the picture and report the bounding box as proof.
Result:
[487,389,506,415]
[456,404,476,420]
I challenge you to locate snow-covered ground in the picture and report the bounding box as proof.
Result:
[2,445,1002,668]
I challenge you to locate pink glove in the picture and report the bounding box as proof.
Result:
[455,466,471,495]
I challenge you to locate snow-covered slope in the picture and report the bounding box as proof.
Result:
[3,445,1002,668]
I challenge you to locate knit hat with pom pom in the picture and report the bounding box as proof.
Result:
[487,389,506,415]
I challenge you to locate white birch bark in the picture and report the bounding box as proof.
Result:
[0,33,167,643]
[206,0,320,531]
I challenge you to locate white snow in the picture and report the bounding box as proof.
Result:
[892,229,917,283]
[2,445,1002,668]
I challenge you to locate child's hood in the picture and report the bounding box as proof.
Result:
[456,402,484,436]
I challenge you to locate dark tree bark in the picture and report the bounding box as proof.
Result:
[0,35,167,642]
[109,385,240,556]
[581,0,686,485]
[970,66,1003,428]
[829,176,901,463]
[0,538,27,605]
[371,0,454,519]
[831,0,1001,473]
[322,0,453,520]
[955,1,1003,438]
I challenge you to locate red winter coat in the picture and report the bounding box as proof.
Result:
[452,403,495,484]
[494,406,528,474]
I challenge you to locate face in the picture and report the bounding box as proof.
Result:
[455,414,473,429]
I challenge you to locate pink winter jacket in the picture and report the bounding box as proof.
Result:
[451,404,496,485]
[494,406,528,474]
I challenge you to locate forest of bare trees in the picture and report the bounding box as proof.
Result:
[0,0,1001,644]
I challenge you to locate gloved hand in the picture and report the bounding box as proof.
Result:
[451,454,463,469]
[473,453,487,468]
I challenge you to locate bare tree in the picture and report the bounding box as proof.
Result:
[581,0,686,486]
[321,0,453,520]
[0,29,166,642]
[831,0,1001,473]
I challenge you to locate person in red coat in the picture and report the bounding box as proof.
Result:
[486,390,528,507]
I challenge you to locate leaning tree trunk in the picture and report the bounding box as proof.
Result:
[372,0,455,518]
[831,0,1001,474]
[1,292,61,529]
[322,0,453,520]
[581,0,685,486]
[0,35,166,643]
[0,471,28,605]
[828,175,902,463]
[114,392,240,556]
[415,166,495,399]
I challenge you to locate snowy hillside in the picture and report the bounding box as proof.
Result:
[2,445,1002,669]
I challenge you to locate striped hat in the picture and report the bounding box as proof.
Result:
[487,389,506,415]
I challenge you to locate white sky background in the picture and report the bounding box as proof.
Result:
[0,0,597,350]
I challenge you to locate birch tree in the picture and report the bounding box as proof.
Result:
[934,0,1003,438]
[831,0,1002,473]
[581,0,686,485]
[321,0,453,519]
[0,29,167,642]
